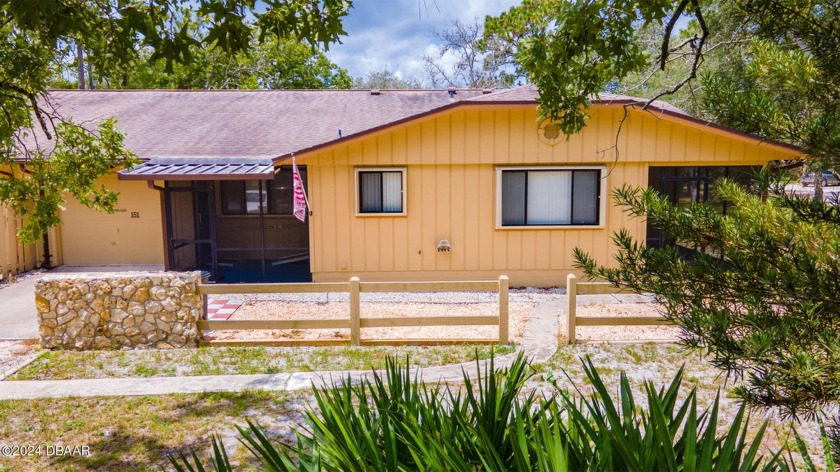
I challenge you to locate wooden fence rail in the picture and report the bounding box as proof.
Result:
[196,276,510,347]
[565,273,668,343]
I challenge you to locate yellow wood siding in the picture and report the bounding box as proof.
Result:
[302,106,797,287]
[60,174,165,265]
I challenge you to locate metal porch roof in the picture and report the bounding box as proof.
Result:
[118,158,275,181]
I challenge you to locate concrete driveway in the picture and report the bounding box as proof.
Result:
[0,265,163,340]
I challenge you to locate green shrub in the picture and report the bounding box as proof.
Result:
[170,352,812,471]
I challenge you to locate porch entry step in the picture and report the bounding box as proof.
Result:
[207,300,243,320]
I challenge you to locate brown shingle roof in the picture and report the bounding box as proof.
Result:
[38,88,486,161]
[33,85,798,165]
[465,84,690,115]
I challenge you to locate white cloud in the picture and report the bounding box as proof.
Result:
[326,0,521,86]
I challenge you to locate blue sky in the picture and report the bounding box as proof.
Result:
[324,0,521,84]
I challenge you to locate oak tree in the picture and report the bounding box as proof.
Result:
[1,0,350,244]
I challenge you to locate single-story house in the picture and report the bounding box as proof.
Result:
[28,85,801,286]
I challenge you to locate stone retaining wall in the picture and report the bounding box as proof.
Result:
[35,271,203,350]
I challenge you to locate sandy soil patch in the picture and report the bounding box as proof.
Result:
[0,340,40,378]
[203,300,534,343]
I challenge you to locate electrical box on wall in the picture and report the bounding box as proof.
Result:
[436,239,451,253]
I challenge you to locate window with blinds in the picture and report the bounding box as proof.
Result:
[357,169,406,214]
[499,168,602,226]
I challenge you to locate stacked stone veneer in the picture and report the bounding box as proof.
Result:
[35,271,203,350]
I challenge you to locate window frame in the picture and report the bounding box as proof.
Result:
[355,167,408,216]
[495,166,606,229]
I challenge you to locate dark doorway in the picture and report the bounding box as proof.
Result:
[163,167,311,283]
[647,166,756,248]
[165,181,217,278]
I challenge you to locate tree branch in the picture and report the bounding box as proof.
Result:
[660,0,690,70]
[0,83,53,140]
[645,0,708,108]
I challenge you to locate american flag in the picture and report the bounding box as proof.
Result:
[292,156,307,222]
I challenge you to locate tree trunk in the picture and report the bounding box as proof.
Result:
[76,43,85,90]
[86,60,94,90]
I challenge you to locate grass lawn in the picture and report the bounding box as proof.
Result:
[11,344,516,380]
[0,343,827,470]
[0,390,302,471]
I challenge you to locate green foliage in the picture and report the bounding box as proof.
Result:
[487,1,840,166]
[170,353,789,471]
[575,178,840,418]
[485,0,674,135]
[352,69,423,90]
[118,36,352,90]
[693,1,840,165]
[169,433,233,472]
[63,9,352,91]
[490,0,840,422]
[542,361,778,471]
[1,0,350,243]
[0,119,138,243]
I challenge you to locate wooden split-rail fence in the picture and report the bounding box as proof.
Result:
[196,276,510,347]
[565,274,669,343]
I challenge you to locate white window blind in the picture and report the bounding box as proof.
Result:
[359,170,404,213]
[527,171,571,224]
[501,168,600,226]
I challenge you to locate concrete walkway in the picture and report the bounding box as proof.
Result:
[0,275,41,340]
[0,355,528,400]
[0,297,562,400]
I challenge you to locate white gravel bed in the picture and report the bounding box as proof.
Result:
[567,302,680,343]
[205,299,535,342]
[203,288,676,344]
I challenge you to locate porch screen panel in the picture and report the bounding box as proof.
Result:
[220,181,245,215]
[527,171,571,225]
[381,172,402,212]
[572,170,599,224]
[360,173,383,212]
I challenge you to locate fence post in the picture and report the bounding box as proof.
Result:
[566,273,577,344]
[498,275,509,344]
[349,277,361,346]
